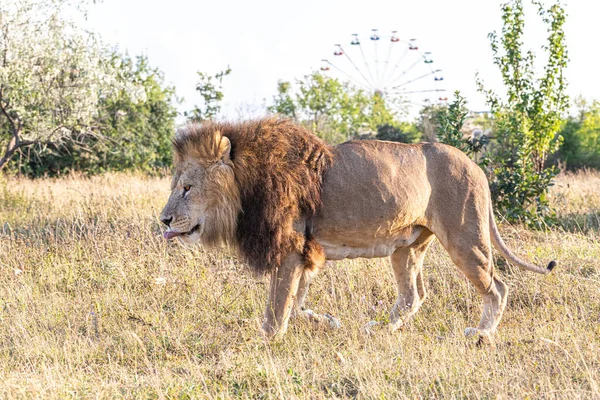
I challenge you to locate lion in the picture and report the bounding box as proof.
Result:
[160,118,556,341]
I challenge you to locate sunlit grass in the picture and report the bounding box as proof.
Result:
[0,171,598,398]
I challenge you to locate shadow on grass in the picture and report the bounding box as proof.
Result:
[556,211,600,234]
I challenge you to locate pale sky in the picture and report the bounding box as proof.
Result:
[84,0,598,120]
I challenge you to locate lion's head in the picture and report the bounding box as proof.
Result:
[160,124,241,246]
[160,118,332,274]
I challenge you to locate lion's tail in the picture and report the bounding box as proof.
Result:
[489,201,557,274]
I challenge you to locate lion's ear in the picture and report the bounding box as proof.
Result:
[217,135,231,162]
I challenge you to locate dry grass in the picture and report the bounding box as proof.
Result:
[0,170,599,399]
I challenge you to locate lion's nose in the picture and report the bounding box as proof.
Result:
[161,216,173,227]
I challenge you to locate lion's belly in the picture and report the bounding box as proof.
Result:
[315,226,424,260]
[320,243,396,260]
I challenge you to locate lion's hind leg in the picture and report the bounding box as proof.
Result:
[463,274,508,344]
[443,240,509,343]
[389,230,435,333]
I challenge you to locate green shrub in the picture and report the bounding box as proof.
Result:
[375,123,421,143]
[437,92,489,162]
[558,100,600,170]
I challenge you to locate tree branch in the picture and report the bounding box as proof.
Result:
[0,138,36,171]
[0,86,28,171]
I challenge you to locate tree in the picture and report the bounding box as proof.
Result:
[96,54,177,171]
[186,67,231,122]
[293,72,366,142]
[0,0,143,171]
[477,0,569,227]
[14,54,178,175]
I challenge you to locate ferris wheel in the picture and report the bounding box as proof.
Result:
[320,29,447,116]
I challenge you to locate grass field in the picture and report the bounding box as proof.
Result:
[0,170,599,399]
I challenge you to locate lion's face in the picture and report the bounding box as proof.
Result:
[160,135,240,246]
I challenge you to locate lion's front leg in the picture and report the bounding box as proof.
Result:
[290,268,313,318]
[290,265,341,330]
[261,253,304,339]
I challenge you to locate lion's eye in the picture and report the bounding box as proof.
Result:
[183,185,191,192]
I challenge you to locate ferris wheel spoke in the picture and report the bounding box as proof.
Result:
[357,43,377,88]
[387,97,429,112]
[391,88,447,95]
[383,47,409,86]
[413,101,439,110]
[381,40,394,89]
[323,60,372,91]
[338,45,375,90]
[388,58,423,87]
[373,40,381,88]
[404,100,429,108]
[390,69,441,90]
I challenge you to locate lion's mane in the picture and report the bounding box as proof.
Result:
[173,118,333,274]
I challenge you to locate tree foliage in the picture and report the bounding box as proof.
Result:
[96,55,177,172]
[437,92,489,160]
[186,67,231,122]
[269,72,399,144]
[375,123,420,144]
[558,98,600,170]
[0,0,178,176]
[416,103,448,142]
[14,54,178,175]
[478,0,569,228]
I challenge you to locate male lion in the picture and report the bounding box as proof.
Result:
[160,118,556,341]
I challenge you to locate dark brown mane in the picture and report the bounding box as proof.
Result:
[173,118,333,274]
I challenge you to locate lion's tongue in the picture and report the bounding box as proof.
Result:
[163,230,183,240]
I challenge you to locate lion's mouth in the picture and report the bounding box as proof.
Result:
[163,224,201,240]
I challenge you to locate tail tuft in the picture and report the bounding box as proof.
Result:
[489,199,559,275]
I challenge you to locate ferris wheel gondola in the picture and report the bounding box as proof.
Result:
[319,29,447,116]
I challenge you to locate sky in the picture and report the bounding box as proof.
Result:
[83,0,599,120]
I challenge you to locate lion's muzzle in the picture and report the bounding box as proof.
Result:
[163,224,201,240]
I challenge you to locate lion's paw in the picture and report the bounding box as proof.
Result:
[389,318,405,333]
[260,323,282,340]
[323,313,341,329]
[464,327,479,338]
[363,320,381,336]
[464,327,495,346]
[302,309,341,330]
